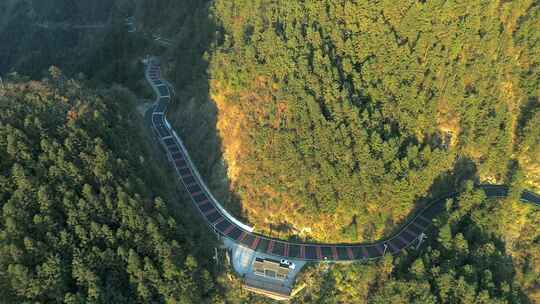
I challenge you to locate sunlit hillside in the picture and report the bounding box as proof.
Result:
[201,0,540,242]
[1,0,539,303]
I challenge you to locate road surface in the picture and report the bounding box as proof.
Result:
[144,58,540,262]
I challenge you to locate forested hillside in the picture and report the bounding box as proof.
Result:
[197,0,540,242]
[0,72,219,303]
[0,0,110,74]
[1,66,538,304]
[289,184,540,303]
[0,0,144,88]
[1,0,539,303]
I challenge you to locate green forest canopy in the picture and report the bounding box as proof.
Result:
[290,184,540,303]
[1,0,539,303]
[0,71,217,303]
[132,2,540,302]
[200,0,540,242]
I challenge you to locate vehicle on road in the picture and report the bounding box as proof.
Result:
[280,259,295,270]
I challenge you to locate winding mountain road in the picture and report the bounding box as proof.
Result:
[145,58,540,262]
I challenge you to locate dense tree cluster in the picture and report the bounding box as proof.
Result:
[0,0,114,76]
[290,184,540,303]
[0,0,146,92]
[1,1,540,303]
[200,0,540,241]
[0,72,216,303]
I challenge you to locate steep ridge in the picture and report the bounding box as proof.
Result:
[145,59,540,262]
[0,0,115,75]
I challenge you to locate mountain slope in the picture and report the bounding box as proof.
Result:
[0,71,217,303]
[199,0,540,242]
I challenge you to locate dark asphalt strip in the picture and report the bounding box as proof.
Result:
[144,60,540,262]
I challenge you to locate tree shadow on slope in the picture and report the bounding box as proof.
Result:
[388,193,532,303]
[143,1,249,224]
[0,0,115,77]
[517,96,539,133]
[380,156,479,243]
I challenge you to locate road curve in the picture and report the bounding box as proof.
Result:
[145,59,540,262]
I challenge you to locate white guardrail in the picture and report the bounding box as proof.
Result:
[169,124,255,233]
[146,60,254,233]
